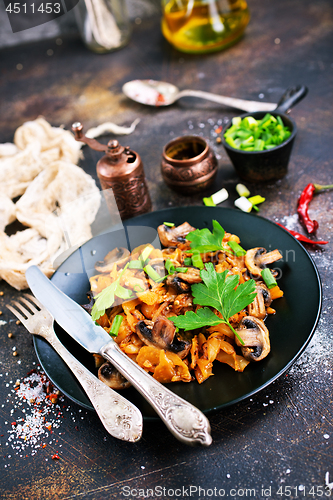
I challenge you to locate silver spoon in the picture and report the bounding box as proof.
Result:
[122,79,277,113]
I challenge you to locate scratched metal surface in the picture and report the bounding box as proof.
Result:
[0,0,332,498]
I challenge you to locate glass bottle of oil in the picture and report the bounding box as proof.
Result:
[161,0,250,54]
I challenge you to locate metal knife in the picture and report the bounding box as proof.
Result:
[26,265,212,447]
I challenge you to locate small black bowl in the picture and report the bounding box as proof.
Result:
[221,85,308,183]
[222,111,297,183]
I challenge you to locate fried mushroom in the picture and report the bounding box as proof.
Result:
[136,317,191,359]
[245,247,282,277]
[158,222,196,247]
[98,362,131,389]
[166,267,202,294]
[166,275,191,294]
[247,283,272,319]
[235,316,270,361]
[173,293,194,316]
[95,247,130,273]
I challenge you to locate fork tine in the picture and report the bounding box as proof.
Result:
[10,300,34,318]
[6,304,27,324]
[23,293,42,309]
[17,296,39,314]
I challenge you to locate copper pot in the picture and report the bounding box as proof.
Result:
[161,135,218,194]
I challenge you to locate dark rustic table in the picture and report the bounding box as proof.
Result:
[1,0,332,498]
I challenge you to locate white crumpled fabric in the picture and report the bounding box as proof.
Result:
[0,116,139,290]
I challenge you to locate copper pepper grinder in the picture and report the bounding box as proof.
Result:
[72,122,151,220]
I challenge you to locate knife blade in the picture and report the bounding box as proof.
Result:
[26,265,212,446]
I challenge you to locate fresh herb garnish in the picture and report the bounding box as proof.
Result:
[186,220,225,253]
[191,251,204,269]
[169,263,257,344]
[91,264,133,321]
[163,222,175,227]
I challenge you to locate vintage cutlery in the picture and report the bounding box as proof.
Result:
[25,266,212,447]
[122,79,277,112]
[7,294,143,443]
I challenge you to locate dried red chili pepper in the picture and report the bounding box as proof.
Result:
[276,223,328,245]
[297,183,333,234]
[297,183,318,234]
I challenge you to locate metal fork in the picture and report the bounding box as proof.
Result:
[6,294,143,442]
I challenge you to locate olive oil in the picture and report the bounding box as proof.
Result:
[161,0,250,53]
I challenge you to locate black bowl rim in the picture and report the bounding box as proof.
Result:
[221,111,297,156]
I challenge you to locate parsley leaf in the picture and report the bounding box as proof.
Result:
[186,220,225,253]
[169,308,223,330]
[169,263,257,344]
[91,264,133,321]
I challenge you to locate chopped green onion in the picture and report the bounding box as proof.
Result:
[248,195,265,206]
[128,260,143,269]
[232,116,242,127]
[252,205,260,212]
[133,284,145,293]
[211,188,229,205]
[203,196,216,207]
[261,268,277,289]
[227,241,246,256]
[176,267,188,273]
[225,136,239,149]
[236,183,250,198]
[243,116,257,129]
[277,116,284,127]
[191,251,204,269]
[224,113,291,151]
[144,264,162,282]
[183,257,192,266]
[165,259,176,274]
[110,315,123,337]
[139,246,153,263]
[234,196,253,213]
[163,222,175,227]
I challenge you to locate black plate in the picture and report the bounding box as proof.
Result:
[33,207,322,418]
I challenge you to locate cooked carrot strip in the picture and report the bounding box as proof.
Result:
[270,285,284,300]
[190,335,199,370]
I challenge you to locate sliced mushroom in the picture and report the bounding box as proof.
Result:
[158,222,196,247]
[93,353,105,369]
[235,316,270,361]
[95,247,130,273]
[98,362,131,389]
[173,293,194,316]
[166,275,191,294]
[166,267,202,294]
[136,317,191,359]
[245,247,282,277]
[176,267,202,284]
[247,283,272,319]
